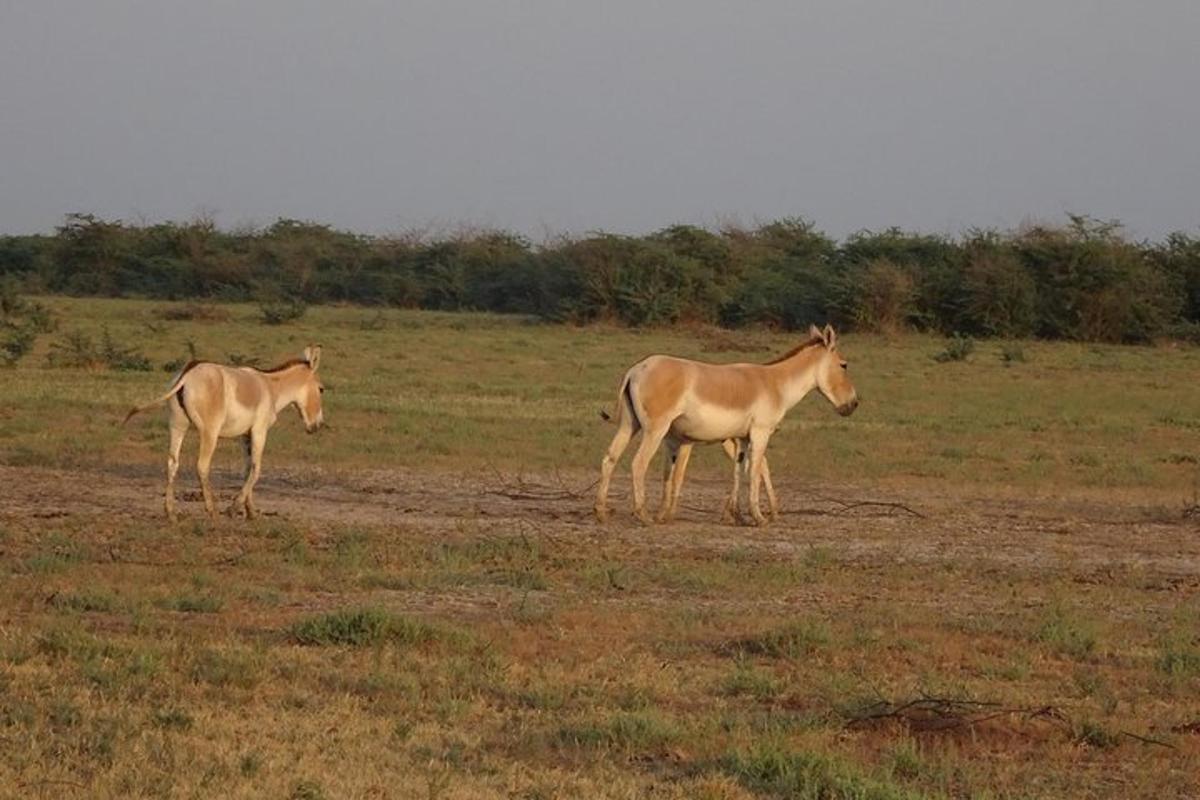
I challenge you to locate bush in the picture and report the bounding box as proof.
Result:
[258,297,307,325]
[2,212,1199,342]
[0,277,56,366]
[153,302,230,322]
[933,334,975,363]
[46,328,153,371]
[959,245,1037,337]
[848,259,917,334]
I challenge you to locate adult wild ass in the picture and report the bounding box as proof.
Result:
[124,346,326,520]
[595,325,857,525]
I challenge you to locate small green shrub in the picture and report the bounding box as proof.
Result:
[1156,636,1200,678]
[289,780,328,800]
[46,328,152,370]
[1000,342,1027,364]
[933,333,975,363]
[259,297,307,325]
[1076,719,1120,749]
[289,607,455,648]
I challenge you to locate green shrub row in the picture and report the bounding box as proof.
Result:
[3,213,1199,342]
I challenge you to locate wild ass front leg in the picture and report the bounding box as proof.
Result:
[231,429,265,519]
[656,440,683,523]
[760,455,780,520]
[720,439,742,524]
[746,429,772,526]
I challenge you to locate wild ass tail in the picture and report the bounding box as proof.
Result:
[121,362,197,425]
[597,373,640,431]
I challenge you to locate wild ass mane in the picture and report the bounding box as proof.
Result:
[762,333,826,365]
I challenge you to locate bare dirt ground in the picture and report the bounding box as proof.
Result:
[5,462,1198,584]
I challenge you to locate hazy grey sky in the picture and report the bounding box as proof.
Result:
[2,1,1197,239]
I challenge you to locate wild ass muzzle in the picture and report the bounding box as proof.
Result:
[123,345,326,520]
[595,325,858,526]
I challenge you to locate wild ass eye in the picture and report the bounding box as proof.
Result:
[840,362,848,370]
[318,386,325,394]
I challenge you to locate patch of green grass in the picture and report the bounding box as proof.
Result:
[289,607,460,648]
[1155,636,1200,679]
[190,647,263,689]
[720,659,781,700]
[555,710,683,753]
[152,706,194,731]
[51,590,120,613]
[159,593,224,613]
[21,533,88,574]
[732,619,832,659]
[1075,719,1120,750]
[718,743,925,800]
[1034,605,1099,660]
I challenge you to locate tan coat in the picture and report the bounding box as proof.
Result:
[124,346,325,519]
[595,325,857,525]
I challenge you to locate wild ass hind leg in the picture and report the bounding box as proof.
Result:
[164,401,189,521]
[657,440,693,523]
[231,428,265,519]
[595,413,637,523]
[664,442,693,522]
[656,439,680,523]
[195,427,221,520]
[630,423,670,526]
[746,429,772,527]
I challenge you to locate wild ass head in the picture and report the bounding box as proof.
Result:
[296,344,326,433]
[809,324,859,417]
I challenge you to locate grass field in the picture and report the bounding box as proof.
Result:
[1,297,1199,798]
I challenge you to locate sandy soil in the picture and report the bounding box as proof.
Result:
[3,462,1198,585]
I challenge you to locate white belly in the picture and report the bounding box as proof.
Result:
[669,406,752,443]
[219,406,259,438]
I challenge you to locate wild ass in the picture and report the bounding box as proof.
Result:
[595,325,857,525]
[719,438,779,524]
[123,345,326,520]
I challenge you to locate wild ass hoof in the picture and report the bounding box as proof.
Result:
[594,506,611,523]
[634,509,654,526]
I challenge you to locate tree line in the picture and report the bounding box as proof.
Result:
[2,212,1199,343]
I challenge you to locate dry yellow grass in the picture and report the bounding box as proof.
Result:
[1,298,1199,799]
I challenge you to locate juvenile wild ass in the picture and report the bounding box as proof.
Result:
[595,325,857,525]
[124,346,326,519]
[719,437,779,524]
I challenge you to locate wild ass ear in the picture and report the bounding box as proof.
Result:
[808,324,826,345]
[304,345,322,371]
[822,324,837,349]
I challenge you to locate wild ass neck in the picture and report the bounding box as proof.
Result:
[765,345,824,410]
[263,365,311,412]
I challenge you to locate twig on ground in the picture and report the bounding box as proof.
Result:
[483,462,595,502]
